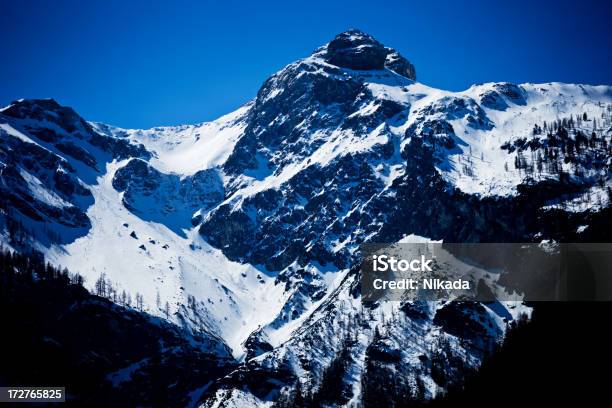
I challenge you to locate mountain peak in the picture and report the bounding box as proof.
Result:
[2,98,71,119]
[1,98,93,135]
[320,29,416,80]
[2,98,62,114]
[332,28,379,45]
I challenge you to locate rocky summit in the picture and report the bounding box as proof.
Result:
[322,29,417,79]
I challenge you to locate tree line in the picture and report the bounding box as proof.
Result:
[0,244,173,321]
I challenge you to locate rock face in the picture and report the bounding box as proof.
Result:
[325,29,389,70]
[1,30,612,407]
[323,29,417,80]
[2,98,92,134]
[0,99,152,248]
[112,159,223,234]
[478,82,528,111]
[0,116,93,240]
[385,50,417,80]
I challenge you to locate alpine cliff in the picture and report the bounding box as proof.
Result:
[1,29,611,407]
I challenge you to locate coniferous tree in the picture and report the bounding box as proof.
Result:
[135,293,145,311]
[95,273,107,297]
[164,301,170,319]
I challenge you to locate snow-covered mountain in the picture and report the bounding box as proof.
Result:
[1,29,611,406]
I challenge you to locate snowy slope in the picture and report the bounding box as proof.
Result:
[93,103,251,176]
[442,82,612,197]
[46,157,291,357]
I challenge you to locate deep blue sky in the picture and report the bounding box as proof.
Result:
[1,0,611,128]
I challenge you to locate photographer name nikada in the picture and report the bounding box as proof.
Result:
[372,278,471,291]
